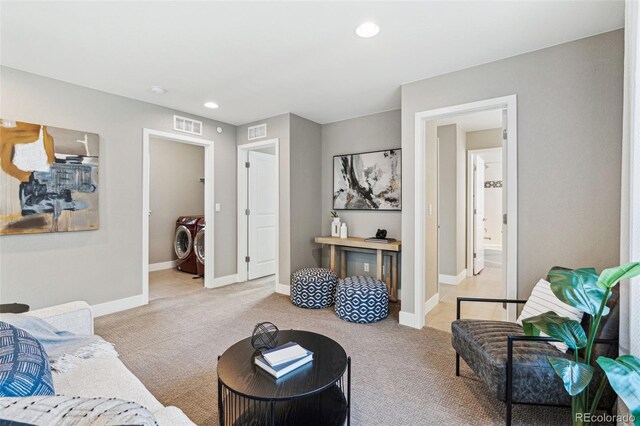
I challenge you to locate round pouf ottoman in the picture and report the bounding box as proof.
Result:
[335,276,389,323]
[290,268,338,309]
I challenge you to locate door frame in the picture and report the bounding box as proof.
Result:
[237,139,280,286]
[413,95,518,328]
[142,128,215,305]
[466,147,503,276]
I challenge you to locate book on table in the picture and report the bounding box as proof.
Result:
[255,342,313,378]
[262,341,309,367]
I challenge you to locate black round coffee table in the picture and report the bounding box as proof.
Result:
[217,330,351,426]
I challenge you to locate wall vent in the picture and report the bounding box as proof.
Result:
[174,115,203,135]
[247,123,267,140]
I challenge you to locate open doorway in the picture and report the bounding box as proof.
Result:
[427,110,507,331]
[141,129,215,305]
[412,95,517,330]
[237,139,279,284]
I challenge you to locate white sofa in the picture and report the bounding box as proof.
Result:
[24,301,195,425]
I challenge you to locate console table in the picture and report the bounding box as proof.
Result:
[314,236,401,302]
[217,330,350,426]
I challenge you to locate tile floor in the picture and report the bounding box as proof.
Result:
[426,265,506,332]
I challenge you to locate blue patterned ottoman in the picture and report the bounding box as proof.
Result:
[290,268,338,309]
[335,276,389,323]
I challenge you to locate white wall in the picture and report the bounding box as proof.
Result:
[466,128,503,150]
[481,152,503,248]
[0,67,237,309]
[149,138,204,265]
[401,30,624,315]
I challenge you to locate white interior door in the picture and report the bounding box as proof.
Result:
[501,109,508,298]
[247,151,277,280]
[473,156,485,274]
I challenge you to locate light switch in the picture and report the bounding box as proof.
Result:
[215,203,221,212]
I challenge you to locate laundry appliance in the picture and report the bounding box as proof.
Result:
[194,219,205,277]
[174,215,203,274]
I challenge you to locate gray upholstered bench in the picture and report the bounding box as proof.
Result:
[290,268,338,309]
[335,276,388,323]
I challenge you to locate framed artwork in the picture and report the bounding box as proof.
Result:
[0,119,99,235]
[333,148,401,210]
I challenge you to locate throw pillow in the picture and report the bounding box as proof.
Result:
[516,279,584,352]
[0,396,158,426]
[0,321,55,396]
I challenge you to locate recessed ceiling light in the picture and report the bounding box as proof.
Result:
[150,86,166,95]
[204,102,219,109]
[356,22,380,38]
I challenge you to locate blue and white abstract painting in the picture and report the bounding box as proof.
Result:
[333,149,401,210]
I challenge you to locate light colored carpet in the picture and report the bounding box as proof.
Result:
[95,280,569,425]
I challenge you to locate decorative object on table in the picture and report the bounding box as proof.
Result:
[255,342,314,379]
[335,276,389,323]
[521,263,640,425]
[0,119,99,235]
[251,322,280,351]
[0,303,30,314]
[291,268,338,309]
[333,148,401,211]
[0,321,55,396]
[364,229,398,243]
[330,211,341,237]
[340,222,348,238]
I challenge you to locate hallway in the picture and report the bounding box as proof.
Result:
[426,265,505,332]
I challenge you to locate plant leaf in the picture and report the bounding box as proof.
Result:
[596,262,640,290]
[548,268,610,316]
[597,355,640,420]
[548,357,594,396]
[522,311,587,349]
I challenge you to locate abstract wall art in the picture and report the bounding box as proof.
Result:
[0,119,99,235]
[333,148,401,210]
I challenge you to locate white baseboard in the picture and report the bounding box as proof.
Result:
[149,260,177,272]
[399,311,420,328]
[212,274,239,287]
[275,283,290,296]
[424,293,440,314]
[485,260,502,267]
[439,269,467,285]
[92,294,146,317]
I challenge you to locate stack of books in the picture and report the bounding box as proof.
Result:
[254,342,313,378]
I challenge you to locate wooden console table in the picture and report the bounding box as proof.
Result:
[314,236,401,302]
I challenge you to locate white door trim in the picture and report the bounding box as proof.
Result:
[412,95,518,329]
[237,139,280,289]
[142,129,216,305]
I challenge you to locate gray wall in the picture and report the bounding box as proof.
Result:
[401,30,624,315]
[437,125,458,276]
[149,138,204,264]
[466,128,502,151]
[321,110,402,278]
[437,124,467,277]
[237,114,292,284]
[0,67,237,309]
[290,114,322,274]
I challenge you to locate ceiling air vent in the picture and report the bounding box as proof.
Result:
[174,115,203,136]
[248,123,267,140]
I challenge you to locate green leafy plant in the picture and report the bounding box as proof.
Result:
[522,262,640,425]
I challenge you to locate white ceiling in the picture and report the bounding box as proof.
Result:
[436,109,503,132]
[0,1,624,125]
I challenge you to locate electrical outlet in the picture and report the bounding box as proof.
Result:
[363,263,369,272]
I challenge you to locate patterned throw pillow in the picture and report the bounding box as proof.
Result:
[0,321,55,396]
[0,396,158,426]
[516,279,584,353]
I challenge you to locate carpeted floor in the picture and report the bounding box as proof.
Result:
[95,280,570,425]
